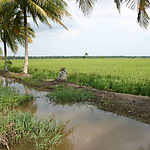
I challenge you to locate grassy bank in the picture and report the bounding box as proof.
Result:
[0,58,150,96]
[0,110,70,150]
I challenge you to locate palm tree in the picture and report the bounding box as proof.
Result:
[0,0,70,74]
[0,7,18,71]
[0,5,35,71]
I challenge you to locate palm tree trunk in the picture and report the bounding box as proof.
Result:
[4,32,7,72]
[22,6,28,74]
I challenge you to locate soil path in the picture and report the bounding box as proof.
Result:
[1,71,150,125]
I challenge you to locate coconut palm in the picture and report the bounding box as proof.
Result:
[0,7,18,71]
[0,0,70,74]
[0,5,35,71]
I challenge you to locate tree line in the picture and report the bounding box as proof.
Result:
[1,56,150,60]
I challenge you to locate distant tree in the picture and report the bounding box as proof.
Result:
[99,55,104,59]
[85,52,88,58]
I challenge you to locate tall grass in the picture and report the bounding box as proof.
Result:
[0,86,33,110]
[0,58,149,96]
[0,110,70,150]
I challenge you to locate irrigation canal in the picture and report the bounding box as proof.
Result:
[0,76,150,150]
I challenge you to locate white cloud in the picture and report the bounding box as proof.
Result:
[58,29,79,38]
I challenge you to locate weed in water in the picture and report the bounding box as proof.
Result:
[46,88,95,106]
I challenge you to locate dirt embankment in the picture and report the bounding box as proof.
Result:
[1,71,150,125]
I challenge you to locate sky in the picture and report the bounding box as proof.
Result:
[2,0,150,56]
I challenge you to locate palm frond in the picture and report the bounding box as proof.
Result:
[76,0,97,15]
[28,0,48,18]
[114,0,123,12]
[123,0,150,10]
[38,0,70,29]
[0,0,14,11]
[28,37,33,43]
[122,0,150,28]
[137,8,149,29]
[6,29,18,54]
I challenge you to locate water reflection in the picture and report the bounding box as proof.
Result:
[47,96,86,107]
[0,76,150,150]
[17,85,38,114]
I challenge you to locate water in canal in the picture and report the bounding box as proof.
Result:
[0,76,150,150]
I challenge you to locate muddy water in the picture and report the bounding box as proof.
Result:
[1,76,150,150]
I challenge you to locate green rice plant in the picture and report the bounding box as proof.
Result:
[0,58,149,96]
[68,72,150,96]
[0,110,71,150]
[46,88,94,106]
[0,86,33,110]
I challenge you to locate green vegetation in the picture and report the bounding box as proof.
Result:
[0,110,70,150]
[0,85,71,149]
[0,0,70,73]
[22,70,58,87]
[0,58,150,96]
[0,86,33,110]
[46,88,94,106]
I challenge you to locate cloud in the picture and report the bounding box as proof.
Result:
[58,28,79,38]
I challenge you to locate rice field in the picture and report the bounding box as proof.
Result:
[0,58,150,96]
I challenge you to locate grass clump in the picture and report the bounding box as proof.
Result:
[0,86,33,110]
[46,88,94,105]
[0,110,70,150]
